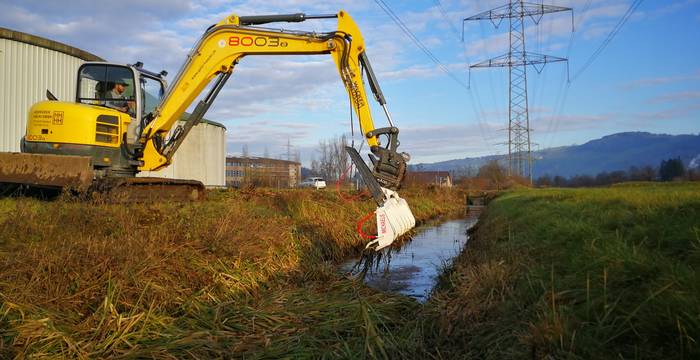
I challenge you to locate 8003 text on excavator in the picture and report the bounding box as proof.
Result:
[0,10,415,250]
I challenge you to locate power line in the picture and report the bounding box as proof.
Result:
[433,0,501,153]
[474,0,502,126]
[373,0,469,90]
[433,0,462,42]
[571,0,644,81]
[543,0,591,147]
[546,0,643,149]
[375,0,493,153]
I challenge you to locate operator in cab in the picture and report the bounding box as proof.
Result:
[105,80,134,115]
[105,79,138,144]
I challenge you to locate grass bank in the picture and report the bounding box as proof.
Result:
[0,187,464,358]
[422,182,700,359]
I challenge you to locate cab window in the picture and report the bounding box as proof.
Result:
[140,75,164,118]
[77,65,134,109]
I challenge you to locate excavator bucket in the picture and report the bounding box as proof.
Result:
[0,153,94,195]
[367,188,416,251]
[346,147,416,250]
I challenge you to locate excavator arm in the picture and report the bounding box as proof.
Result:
[138,10,414,250]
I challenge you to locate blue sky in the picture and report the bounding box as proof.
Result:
[1,0,699,166]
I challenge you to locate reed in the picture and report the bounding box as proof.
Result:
[0,186,463,358]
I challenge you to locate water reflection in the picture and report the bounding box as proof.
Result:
[342,214,479,302]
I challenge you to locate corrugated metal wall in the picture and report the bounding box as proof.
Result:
[0,39,85,152]
[138,122,227,187]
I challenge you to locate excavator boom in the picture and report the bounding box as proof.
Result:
[136,10,414,248]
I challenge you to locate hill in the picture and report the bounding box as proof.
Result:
[410,132,700,178]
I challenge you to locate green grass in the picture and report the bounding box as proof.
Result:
[0,187,464,358]
[421,182,700,359]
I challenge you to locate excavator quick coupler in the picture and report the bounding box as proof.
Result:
[366,127,409,190]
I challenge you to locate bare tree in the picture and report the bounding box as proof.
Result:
[478,160,507,190]
[331,134,350,182]
[314,135,350,181]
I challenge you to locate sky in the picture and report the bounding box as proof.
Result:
[1,0,699,166]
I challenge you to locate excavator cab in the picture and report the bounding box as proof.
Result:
[76,63,166,144]
[2,62,177,194]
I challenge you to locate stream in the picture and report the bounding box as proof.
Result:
[341,209,481,302]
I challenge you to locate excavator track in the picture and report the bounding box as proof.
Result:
[92,177,206,203]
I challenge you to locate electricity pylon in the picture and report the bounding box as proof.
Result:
[464,1,572,182]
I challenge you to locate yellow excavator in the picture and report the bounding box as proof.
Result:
[0,11,414,250]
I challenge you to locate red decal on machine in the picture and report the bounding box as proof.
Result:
[379,213,387,234]
[228,36,288,47]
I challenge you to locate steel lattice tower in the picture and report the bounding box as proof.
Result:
[464,1,572,181]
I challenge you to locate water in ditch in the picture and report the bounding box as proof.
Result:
[341,209,481,302]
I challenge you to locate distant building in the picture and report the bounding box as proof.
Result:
[226,156,301,188]
[404,171,453,187]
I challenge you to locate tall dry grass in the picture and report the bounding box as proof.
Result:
[0,186,464,358]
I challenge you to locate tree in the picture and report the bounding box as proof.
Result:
[451,165,477,181]
[659,157,685,181]
[628,165,656,181]
[313,135,350,182]
[608,170,628,184]
[536,174,553,187]
[477,160,507,190]
[569,174,595,187]
[553,175,567,187]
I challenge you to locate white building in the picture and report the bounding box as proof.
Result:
[0,27,225,187]
[139,114,226,188]
[1,27,102,152]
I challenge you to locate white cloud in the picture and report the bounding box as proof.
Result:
[622,70,700,89]
[653,0,700,18]
[650,91,700,104]
[689,154,700,169]
[379,65,439,80]
[633,104,700,122]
